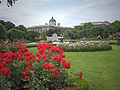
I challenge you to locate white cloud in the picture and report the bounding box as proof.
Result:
[0,0,120,27]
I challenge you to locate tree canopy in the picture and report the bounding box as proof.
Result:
[25,31,40,41]
[0,23,7,41]
[7,28,25,41]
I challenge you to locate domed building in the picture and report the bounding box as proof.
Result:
[49,17,56,26]
[27,17,73,34]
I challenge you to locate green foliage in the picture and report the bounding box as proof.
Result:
[26,31,40,41]
[0,23,7,41]
[41,31,47,40]
[0,20,6,26]
[70,20,120,39]
[63,30,69,39]
[46,28,63,37]
[5,21,15,31]
[7,28,25,41]
[74,22,94,30]
[90,26,104,38]
[69,78,89,90]
[16,25,27,32]
[108,40,118,45]
[0,19,29,42]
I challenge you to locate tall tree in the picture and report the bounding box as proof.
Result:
[0,23,7,41]
[16,25,27,32]
[0,20,6,26]
[5,21,15,31]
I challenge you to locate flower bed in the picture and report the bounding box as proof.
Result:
[0,43,88,90]
[58,41,112,52]
[108,40,118,45]
[0,41,24,53]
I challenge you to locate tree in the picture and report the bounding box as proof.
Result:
[74,25,83,30]
[89,26,104,38]
[68,30,78,39]
[26,31,40,41]
[109,20,120,33]
[41,31,47,40]
[0,20,6,26]
[46,28,63,37]
[5,21,15,31]
[16,25,27,32]
[0,23,7,41]
[74,22,94,31]
[83,22,94,30]
[63,30,69,39]
[0,0,18,7]
[7,28,25,41]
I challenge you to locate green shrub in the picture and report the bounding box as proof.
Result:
[108,40,118,45]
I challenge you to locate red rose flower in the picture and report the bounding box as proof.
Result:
[27,61,32,67]
[3,68,11,76]
[43,57,47,62]
[47,54,50,57]
[79,72,83,79]
[61,54,65,58]
[24,76,28,80]
[38,58,41,61]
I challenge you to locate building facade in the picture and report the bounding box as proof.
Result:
[80,21,110,26]
[27,17,73,33]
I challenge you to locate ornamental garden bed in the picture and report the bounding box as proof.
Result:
[58,41,112,52]
[0,41,23,53]
[0,43,88,90]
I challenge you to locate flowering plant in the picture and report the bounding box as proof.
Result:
[0,41,24,53]
[58,41,112,52]
[0,43,74,90]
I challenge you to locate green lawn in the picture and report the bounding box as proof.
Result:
[28,45,120,90]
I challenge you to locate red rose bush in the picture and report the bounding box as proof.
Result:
[0,43,75,90]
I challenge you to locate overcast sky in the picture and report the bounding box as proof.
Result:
[0,0,120,27]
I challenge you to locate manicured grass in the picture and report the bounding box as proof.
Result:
[28,45,120,90]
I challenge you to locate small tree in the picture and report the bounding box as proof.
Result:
[63,30,69,39]
[0,23,7,41]
[41,31,47,40]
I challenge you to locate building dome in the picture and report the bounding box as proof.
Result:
[49,17,56,22]
[49,17,56,26]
